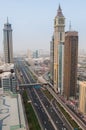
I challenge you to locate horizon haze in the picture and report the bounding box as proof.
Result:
[0,0,86,54]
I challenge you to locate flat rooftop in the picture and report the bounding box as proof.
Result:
[0,72,11,78]
[0,63,14,71]
[0,93,26,130]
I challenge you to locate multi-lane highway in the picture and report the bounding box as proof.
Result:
[28,87,55,130]
[15,58,86,130]
[15,58,73,130]
[34,88,70,130]
[47,85,86,130]
[15,58,55,130]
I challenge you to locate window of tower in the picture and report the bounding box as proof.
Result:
[54,19,56,25]
[60,32,62,41]
[54,69,56,81]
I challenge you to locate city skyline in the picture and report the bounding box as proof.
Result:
[0,0,86,53]
[0,1,86,130]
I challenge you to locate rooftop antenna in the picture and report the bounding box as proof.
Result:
[7,17,9,24]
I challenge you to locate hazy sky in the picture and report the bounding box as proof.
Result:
[0,0,86,53]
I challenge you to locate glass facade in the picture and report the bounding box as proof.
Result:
[3,22,13,63]
[2,78,11,91]
[2,74,17,93]
[58,42,64,94]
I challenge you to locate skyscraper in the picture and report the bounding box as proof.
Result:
[79,81,86,114]
[3,18,13,63]
[50,35,54,84]
[64,31,78,99]
[53,5,65,93]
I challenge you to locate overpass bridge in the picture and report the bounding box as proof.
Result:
[19,82,48,88]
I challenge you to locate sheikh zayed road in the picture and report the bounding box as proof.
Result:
[15,58,71,130]
[14,58,86,130]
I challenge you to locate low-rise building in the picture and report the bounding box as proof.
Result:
[0,94,26,130]
[0,72,17,93]
[0,63,17,93]
[0,63,26,130]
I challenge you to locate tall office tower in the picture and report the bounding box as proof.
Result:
[3,19,13,63]
[79,81,86,114]
[53,5,65,93]
[50,35,54,84]
[64,31,78,99]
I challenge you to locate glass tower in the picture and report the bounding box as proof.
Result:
[3,18,13,63]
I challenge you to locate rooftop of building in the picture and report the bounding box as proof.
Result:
[65,31,78,36]
[4,18,12,29]
[0,71,15,79]
[0,93,26,130]
[0,72,11,78]
[0,63,14,72]
[79,81,86,87]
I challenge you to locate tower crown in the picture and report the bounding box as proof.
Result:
[54,5,65,27]
[57,4,64,17]
[4,18,12,31]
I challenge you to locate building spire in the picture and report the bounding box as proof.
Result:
[57,4,64,17]
[7,17,9,24]
[58,4,61,11]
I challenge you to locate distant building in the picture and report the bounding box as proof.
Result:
[38,49,50,57]
[3,18,13,63]
[33,50,39,58]
[64,31,78,99]
[38,49,43,57]
[79,81,86,114]
[0,56,3,65]
[50,35,54,83]
[53,5,65,93]
[27,49,32,59]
